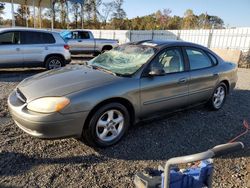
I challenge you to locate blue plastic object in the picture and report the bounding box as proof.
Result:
[161,160,213,188]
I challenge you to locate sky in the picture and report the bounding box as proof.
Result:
[1,0,250,27]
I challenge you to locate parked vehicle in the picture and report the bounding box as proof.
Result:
[60,30,119,55]
[8,40,238,147]
[0,28,71,70]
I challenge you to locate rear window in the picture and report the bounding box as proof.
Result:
[21,31,55,44]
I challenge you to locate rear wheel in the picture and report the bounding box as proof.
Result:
[207,83,227,110]
[45,56,64,70]
[82,103,130,147]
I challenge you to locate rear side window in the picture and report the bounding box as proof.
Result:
[21,31,55,44]
[42,33,56,44]
[0,32,20,45]
[185,48,213,70]
[78,31,90,39]
[207,52,218,65]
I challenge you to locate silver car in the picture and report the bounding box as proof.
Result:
[60,30,119,56]
[8,40,237,147]
[0,28,71,70]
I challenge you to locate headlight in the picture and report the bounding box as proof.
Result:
[27,97,70,113]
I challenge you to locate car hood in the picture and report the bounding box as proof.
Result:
[17,65,118,102]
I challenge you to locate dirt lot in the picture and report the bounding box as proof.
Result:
[0,65,249,188]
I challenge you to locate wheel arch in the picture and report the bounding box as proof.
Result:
[44,54,65,66]
[219,80,230,94]
[83,97,135,130]
[101,45,113,52]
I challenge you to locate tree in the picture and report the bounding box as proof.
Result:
[198,13,224,29]
[71,2,80,28]
[15,5,30,27]
[168,16,182,29]
[110,0,126,29]
[0,3,5,24]
[59,0,67,28]
[182,9,198,29]
[155,9,171,29]
[100,1,115,27]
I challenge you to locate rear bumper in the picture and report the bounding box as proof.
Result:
[65,58,71,65]
[8,91,88,139]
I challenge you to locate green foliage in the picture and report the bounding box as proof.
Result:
[0,0,224,30]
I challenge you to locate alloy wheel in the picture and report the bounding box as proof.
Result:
[96,109,124,142]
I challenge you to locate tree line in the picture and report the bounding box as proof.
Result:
[0,0,224,30]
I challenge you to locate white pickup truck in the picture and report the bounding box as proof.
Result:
[60,30,119,56]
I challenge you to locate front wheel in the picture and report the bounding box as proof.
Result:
[82,103,130,148]
[207,83,227,110]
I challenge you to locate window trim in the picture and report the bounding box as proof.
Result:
[183,46,216,71]
[142,46,188,77]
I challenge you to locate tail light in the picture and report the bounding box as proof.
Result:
[64,44,70,50]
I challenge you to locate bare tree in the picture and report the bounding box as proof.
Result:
[100,1,115,26]
[0,3,5,24]
[71,2,80,28]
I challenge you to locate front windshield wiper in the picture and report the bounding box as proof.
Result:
[115,73,132,77]
[89,64,117,76]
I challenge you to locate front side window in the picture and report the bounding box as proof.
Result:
[186,48,213,70]
[88,45,156,76]
[0,32,20,45]
[151,48,184,74]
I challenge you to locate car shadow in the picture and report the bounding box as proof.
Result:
[96,89,250,161]
[0,151,104,177]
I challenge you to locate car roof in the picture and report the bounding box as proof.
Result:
[0,27,56,34]
[130,40,206,49]
[128,40,223,61]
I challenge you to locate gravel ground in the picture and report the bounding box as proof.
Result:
[0,66,249,188]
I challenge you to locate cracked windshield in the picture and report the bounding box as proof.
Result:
[88,45,156,75]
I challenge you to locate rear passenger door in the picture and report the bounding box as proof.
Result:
[0,31,23,67]
[184,47,219,104]
[20,31,55,66]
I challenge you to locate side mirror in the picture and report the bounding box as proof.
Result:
[148,67,165,76]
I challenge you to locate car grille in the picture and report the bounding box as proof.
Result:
[16,88,27,103]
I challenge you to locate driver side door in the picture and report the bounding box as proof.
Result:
[67,31,95,54]
[139,47,189,117]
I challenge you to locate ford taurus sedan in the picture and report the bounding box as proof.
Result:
[8,40,237,147]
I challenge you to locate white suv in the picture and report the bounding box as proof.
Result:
[0,28,71,70]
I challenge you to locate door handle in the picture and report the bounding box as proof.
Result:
[16,48,20,51]
[178,77,187,84]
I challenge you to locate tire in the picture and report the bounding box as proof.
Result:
[207,83,227,110]
[45,56,65,70]
[93,52,100,57]
[82,103,130,148]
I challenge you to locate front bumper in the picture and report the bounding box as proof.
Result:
[8,91,89,139]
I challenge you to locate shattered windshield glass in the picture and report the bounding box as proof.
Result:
[88,45,156,76]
